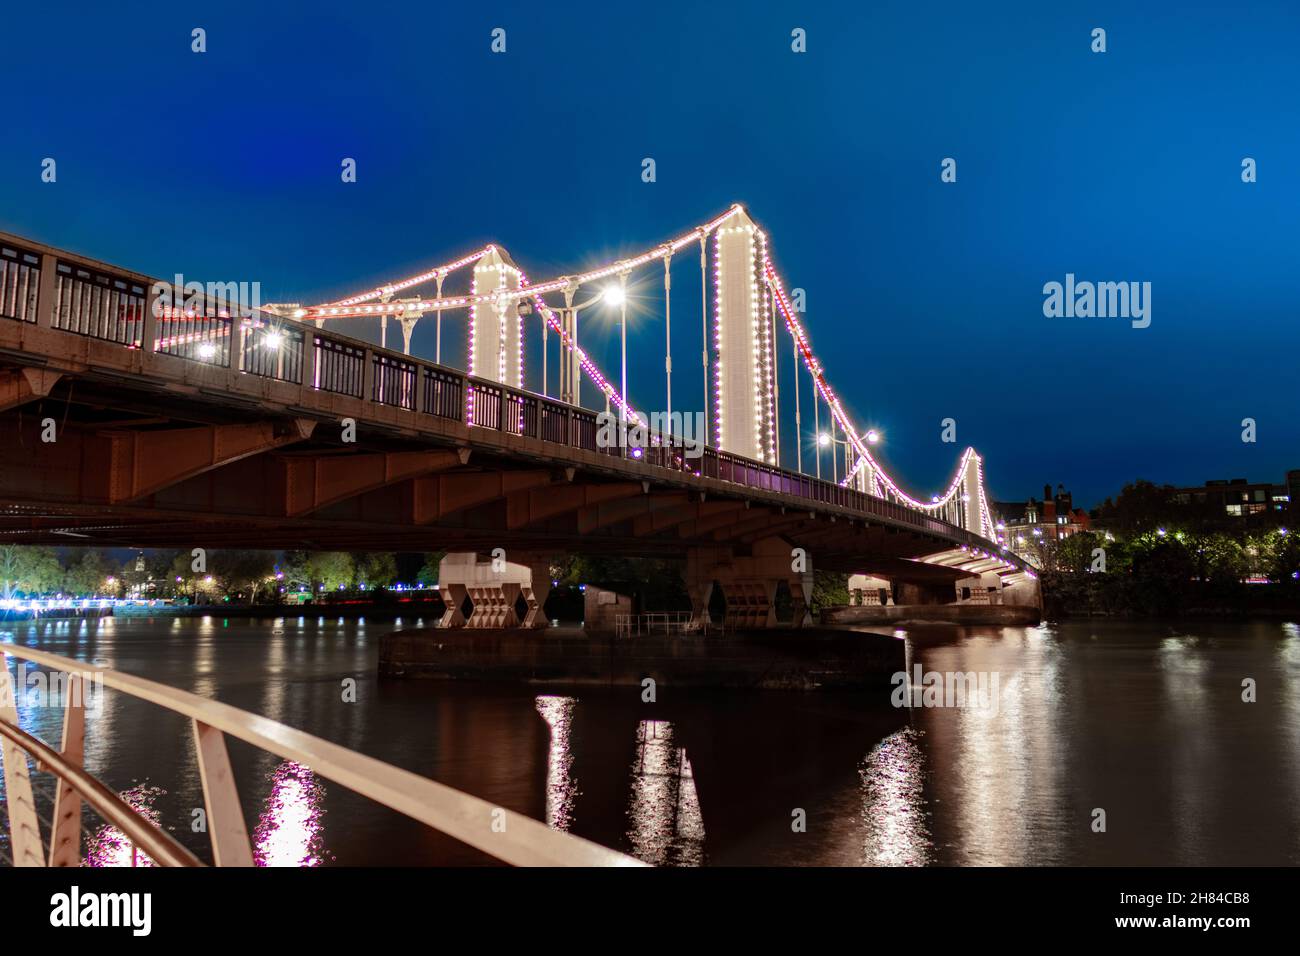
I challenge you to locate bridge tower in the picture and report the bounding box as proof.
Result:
[469,247,524,388]
[713,209,777,463]
[962,452,983,532]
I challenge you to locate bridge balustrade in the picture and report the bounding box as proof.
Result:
[372,352,418,410]
[241,321,304,383]
[312,334,365,397]
[0,244,41,323]
[422,366,463,421]
[54,261,146,348]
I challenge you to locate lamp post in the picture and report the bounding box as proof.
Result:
[601,277,629,419]
[819,427,879,487]
[515,298,536,393]
[618,272,629,419]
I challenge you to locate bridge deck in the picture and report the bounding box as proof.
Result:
[0,230,1025,578]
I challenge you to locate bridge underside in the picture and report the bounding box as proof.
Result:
[0,371,981,581]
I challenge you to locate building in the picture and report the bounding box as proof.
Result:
[1170,475,1291,520]
[995,483,1092,567]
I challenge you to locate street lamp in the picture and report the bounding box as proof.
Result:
[515,298,536,392]
[603,276,629,418]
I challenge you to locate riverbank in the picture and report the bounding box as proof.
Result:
[821,604,1040,627]
[1041,572,1300,619]
[379,625,905,691]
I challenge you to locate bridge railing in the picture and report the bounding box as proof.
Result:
[1,231,1020,569]
[0,643,642,868]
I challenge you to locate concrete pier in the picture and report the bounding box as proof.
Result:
[379,625,904,691]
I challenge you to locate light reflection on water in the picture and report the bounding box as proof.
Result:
[534,696,579,831]
[85,782,166,867]
[254,761,329,867]
[1,615,1298,866]
[859,729,930,866]
[626,720,705,866]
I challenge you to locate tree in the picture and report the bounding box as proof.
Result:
[415,551,446,587]
[0,545,63,597]
[1096,480,1180,535]
[217,550,279,603]
[351,552,398,590]
[810,569,849,612]
[283,551,354,595]
[62,549,116,596]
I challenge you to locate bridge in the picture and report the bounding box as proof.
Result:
[0,206,1037,626]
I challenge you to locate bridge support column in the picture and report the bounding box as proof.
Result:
[848,574,893,607]
[683,538,812,631]
[437,552,545,629]
[515,554,554,629]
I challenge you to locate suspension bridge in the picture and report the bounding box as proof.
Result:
[0,205,1037,624]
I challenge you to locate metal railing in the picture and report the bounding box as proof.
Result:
[0,644,642,867]
[0,244,41,323]
[614,612,702,639]
[0,229,1024,572]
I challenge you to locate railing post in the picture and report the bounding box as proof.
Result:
[35,253,57,330]
[0,655,43,866]
[300,330,317,390]
[499,387,509,432]
[231,317,247,376]
[142,280,164,353]
[192,719,254,867]
[48,673,85,867]
[362,347,376,402]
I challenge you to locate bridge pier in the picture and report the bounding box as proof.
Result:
[684,537,813,630]
[847,574,894,607]
[436,552,551,629]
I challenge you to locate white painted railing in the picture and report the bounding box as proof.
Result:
[0,643,643,867]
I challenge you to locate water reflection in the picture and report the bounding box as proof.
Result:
[85,782,166,867]
[3,616,1296,866]
[534,695,579,831]
[626,720,705,866]
[859,728,930,866]
[254,760,328,867]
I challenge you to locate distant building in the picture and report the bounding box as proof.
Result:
[994,483,1091,566]
[1171,475,1291,520]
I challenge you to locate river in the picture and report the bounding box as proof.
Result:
[2,615,1298,866]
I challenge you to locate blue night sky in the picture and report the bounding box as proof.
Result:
[2,1,1296,507]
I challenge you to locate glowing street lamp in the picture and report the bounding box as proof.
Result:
[605,275,630,418]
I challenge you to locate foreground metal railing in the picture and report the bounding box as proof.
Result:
[0,644,642,867]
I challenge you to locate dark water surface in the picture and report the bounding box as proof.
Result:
[2,615,1298,866]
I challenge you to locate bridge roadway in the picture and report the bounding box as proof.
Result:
[0,230,1029,591]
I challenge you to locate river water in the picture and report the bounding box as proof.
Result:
[2,615,1298,866]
